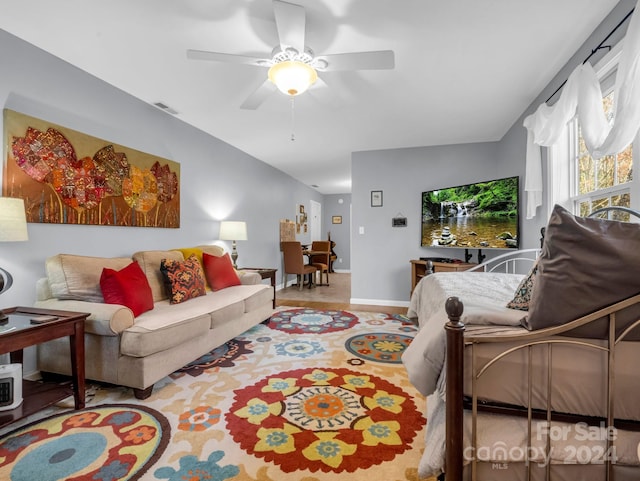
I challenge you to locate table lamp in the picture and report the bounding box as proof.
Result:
[0,197,29,321]
[219,221,247,269]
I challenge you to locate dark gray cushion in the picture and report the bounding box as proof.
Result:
[524,204,640,338]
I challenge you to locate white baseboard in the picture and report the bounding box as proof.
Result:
[350,298,410,308]
[332,269,350,273]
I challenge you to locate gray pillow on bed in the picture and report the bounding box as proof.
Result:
[524,204,640,338]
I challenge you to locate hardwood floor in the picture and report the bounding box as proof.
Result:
[275,299,408,315]
[276,272,408,315]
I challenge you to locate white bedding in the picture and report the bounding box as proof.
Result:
[403,271,526,397]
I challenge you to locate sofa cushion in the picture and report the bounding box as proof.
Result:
[208,284,272,327]
[203,252,241,291]
[525,204,640,337]
[132,250,184,302]
[210,301,245,327]
[100,261,154,317]
[121,303,212,357]
[241,284,274,312]
[160,254,207,304]
[46,254,132,302]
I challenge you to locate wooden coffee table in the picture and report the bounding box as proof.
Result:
[0,306,89,429]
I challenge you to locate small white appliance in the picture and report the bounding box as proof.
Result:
[0,363,22,411]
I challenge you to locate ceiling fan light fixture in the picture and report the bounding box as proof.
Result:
[268,60,317,96]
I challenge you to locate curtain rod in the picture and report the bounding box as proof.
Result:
[545,7,635,103]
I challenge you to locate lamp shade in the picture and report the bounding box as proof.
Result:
[0,197,28,242]
[268,60,318,96]
[219,221,247,241]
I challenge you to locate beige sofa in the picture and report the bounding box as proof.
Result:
[34,245,274,399]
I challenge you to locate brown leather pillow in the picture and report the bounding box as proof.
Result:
[524,204,640,338]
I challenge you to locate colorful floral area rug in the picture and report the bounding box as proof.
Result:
[0,308,428,481]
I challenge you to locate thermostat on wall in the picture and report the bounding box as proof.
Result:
[392,217,407,227]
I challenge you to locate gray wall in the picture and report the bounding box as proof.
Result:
[322,193,351,271]
[351,142,507,305]
[0,28,326,313]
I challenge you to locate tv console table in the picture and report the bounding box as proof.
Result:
[410,259,476,296]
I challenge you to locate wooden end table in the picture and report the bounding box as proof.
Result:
[241,268,277,308]
[410,259,477,296]
[0,306,89,430]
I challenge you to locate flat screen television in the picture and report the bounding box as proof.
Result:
[421,175,519,249]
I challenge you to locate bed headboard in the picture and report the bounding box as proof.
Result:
[589,205,640,220]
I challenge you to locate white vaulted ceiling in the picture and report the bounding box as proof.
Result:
[0,0,621,193]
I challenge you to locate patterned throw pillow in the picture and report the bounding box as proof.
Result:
[160,254,207,304]
[506,261,538,311]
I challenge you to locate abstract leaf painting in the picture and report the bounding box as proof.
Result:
[3,109,180,227]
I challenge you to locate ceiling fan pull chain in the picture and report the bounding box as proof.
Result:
[290,96,296,141]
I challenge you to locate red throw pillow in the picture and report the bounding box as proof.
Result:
[100,261,154,317]
[203,252,241,291]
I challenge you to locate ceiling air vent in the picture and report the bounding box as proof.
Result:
[153,102,179,115]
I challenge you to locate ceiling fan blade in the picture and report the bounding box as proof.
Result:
[316,50,395,71]
[187,49,269,66]
[240,79,278,110]
[272,0,306,53]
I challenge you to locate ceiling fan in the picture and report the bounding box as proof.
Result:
[186,0,395,110]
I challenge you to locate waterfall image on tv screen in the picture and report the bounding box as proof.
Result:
[421,176,519,249]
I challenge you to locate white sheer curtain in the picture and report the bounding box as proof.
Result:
[523,2,640,219]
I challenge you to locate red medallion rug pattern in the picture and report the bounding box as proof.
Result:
[226,367,423,473]
[0,309,427,481]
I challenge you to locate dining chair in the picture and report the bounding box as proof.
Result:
[281,241,317,290]
[309,240,331,286]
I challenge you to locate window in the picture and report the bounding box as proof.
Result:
[547,44,638,221]
[570,88,634,220]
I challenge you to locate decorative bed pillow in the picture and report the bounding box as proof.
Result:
[160,254,207,304]
[506,261,538,311]
[524,204,640,337]
[100,261,154,317]
[202,252,241,291]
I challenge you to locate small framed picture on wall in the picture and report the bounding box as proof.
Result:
[332,215,342,224]
[371,190,383,207]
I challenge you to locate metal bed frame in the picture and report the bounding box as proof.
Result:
[442,206,640,481]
